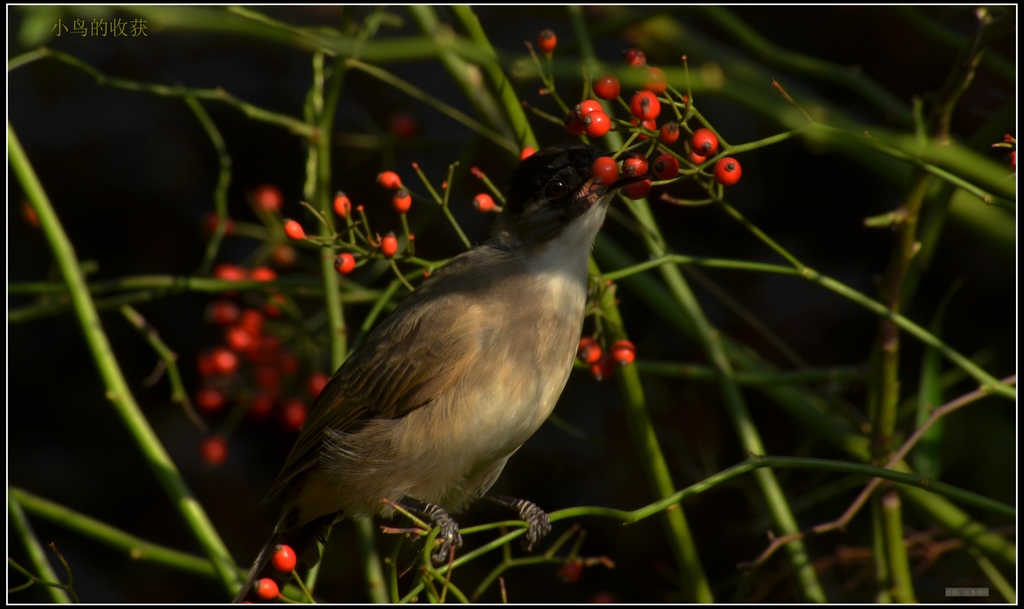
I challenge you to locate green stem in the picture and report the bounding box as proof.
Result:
[616,200,827,600]
[8,276,382,325]
[881,491,917,602]
[871,498,893,602]
[592,262,714,603]
[10,488,218,578]
[120,305,206,432]
[8,493,72,603]
[696,6,909,123]
[571,6,713,602]
[635,362,861,386]
[969,548,1016,602]
[450,5,538,152]
[407,6,513,143]
[549,455,1014,523]
[317,12,390,599]
[9,122,240,595]
[810,123,1014,208]
[42,47,313,137]
[599,253,1014,400]
[345,58,517,154]
[594,236,1016,567]
[183,95,233,276]
[893,7,1014,83]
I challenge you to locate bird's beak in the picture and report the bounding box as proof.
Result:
[577,172,647,209]
[592,151,650,198]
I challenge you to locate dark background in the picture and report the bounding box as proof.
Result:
[8,6,1016,603]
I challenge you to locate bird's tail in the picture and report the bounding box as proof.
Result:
[232,513,337,603]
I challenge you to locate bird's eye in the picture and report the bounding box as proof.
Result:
[545,179,568,198]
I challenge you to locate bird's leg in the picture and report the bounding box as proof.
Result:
[485,492,552,551]
[398,498,463,563]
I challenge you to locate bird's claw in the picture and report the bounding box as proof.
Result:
[519,502,552,552]
[430,521,464,564]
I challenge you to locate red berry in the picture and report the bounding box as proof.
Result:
[623,47,647,68]
[249,266,277,282]
[387,111,418,139]
[334,252,356,275]
[557,559,584,583]
[201,212,235,237]
[589,352,616,381]
[644,67,667,93]
[333,192,351,218]
[263,293,286,318]
[200,435,228,466]
[212,263,246,282]
[281,399,308,432]
[537,29,557,55]
[209,347,239,375]
[473,193,496,212]
[196,352,218,378]
[283,219,305,240]
[246,334,280,366]
[272,544,297,573]
[248,392,274,420]
[251,185,283,212]
[592,73,621,100]
[714,157,742,186]
[392,190,412,213]
[583,111,611,138]
[610,340,636,366]
[520,147,536,160]
[631,118,658,140]
[239,309,265,335]
[254,578,279,600]
[621,179,652,200]
[196,387,227,413]
[651,154,680,180]
[591,157,619,186]
[271,244,297,268]
[687,151,707,165]
[629,91,661,121]
[21,202,39,228]
[621,154,649,178]
[225,325,256,352]
[575,99,603,118]
[690,128,719,157]
[279,350,299,375]
[205,299,240,326]
[254,365,281,396]
[659,121,680,145]
[563,111,586,136]
[307,372,330,399]
[380,232,398,258]
[577,337,602,365]
[377,171,402,189]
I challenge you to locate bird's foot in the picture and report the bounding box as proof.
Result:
[399,498,464,564]
[485,492,551,551]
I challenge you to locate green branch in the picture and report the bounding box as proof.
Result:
[9,121,240,595]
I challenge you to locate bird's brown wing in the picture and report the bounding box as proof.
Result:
[263,254,501,502]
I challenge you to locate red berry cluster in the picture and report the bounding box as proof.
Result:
[534,38,745,196]
[193,171,427,467]
[992,133,1016,173]
[577,336,635,382]
[195,286,332,465]
[240,544,298,601]
[200,183,286,240]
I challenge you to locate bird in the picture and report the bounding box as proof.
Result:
[233,143,631,602]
